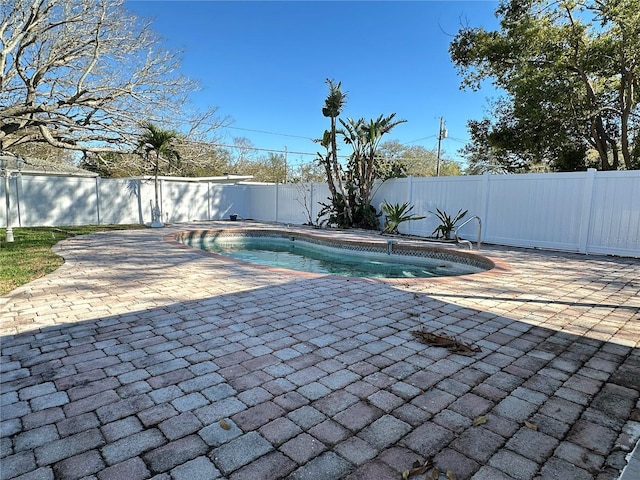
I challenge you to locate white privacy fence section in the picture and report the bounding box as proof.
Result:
[372,170,640,258]
[1,170,638,257]
[587,171,640,255]
[19,176,100,226]
[482,173,591,250]
[273,183,332,225]
[373,175,486,239]
[98,178,147,225]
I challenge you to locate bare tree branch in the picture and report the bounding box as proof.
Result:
[1,0,224,159]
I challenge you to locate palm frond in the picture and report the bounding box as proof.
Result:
[322,79,347,118]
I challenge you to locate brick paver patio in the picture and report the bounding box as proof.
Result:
[1,222,639,480]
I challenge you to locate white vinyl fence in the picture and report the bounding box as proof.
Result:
[372,170,640,257]
[1,170,639,258]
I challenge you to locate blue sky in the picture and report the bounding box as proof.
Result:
[125,1,501,170]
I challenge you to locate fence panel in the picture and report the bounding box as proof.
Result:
[311,182,331,224]
[587,171,640,256]
[374,176,486,237]
[19,176,99,226]
[99,179,144,225]
[275,184,312,225]
[243,184,276,222]
[209,184,248,220]
[162,181,210,223]
[372,178,412,232]
[484,172,589,251]
[412,176,485,238]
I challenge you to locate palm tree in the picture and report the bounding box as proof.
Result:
[321,79,352,224]
[138,121,181,226]
[341,113,406,208]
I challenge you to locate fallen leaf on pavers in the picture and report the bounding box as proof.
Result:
[472,415,488,426]
[524,420,538,431]
[446,469,456,480]
[219,419,231,430]
[403,459,432,479]
[431,467,440,480]
[410,329,481,356]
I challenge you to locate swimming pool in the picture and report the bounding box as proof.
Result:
[177,229,493,279]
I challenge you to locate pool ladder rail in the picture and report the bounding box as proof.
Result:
[454,215,482,250]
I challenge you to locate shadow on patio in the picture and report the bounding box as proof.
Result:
[2,270,639,480]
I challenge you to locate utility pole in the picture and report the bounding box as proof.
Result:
[436,116,447,177]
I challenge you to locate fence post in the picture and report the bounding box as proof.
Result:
[407,175,414,235]
[15,174,23,227]
[310,183,314,222]
[480,172,490,241]
[136,179,143,225]
[160,179,165,223]
[275,183,279,223]
[95,177,101,225]
[578,168,596,254]
[408,175,414,205]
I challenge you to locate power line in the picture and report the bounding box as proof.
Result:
[447,136,469,144]
[223,126,315,141]
[406,135,437,144]
[211,142,318,158]
[2,114,467,160]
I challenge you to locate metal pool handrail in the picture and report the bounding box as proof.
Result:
[455,215,482,250]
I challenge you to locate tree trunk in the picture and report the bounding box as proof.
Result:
[330,117,352,224]
[154,153,161,222]
[591,118,613,170]
[620,66,634,169]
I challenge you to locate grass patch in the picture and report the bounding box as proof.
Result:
[0,225,146,295]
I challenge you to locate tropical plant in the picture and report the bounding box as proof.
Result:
[341,114,407,205]
[138,122,181,226]
[381,201,426,234]
[316,79,406,230]
[430,208,468,239]
[318,79,352,225]
[317,193,350,229]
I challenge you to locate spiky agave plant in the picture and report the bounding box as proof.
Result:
[429,208,468,239]
[381,200,426,234]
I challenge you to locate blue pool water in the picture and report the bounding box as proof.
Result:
[192,236,484,279]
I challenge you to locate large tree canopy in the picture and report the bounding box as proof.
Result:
[0,0,222,156]
[450,0,640,171]
[377,140,462,177]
